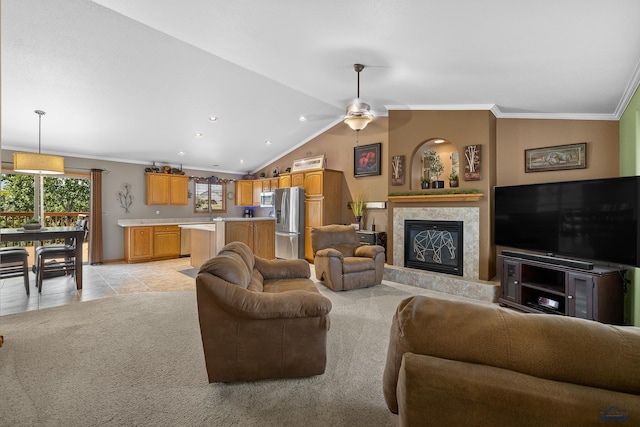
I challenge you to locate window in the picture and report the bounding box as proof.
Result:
[194,178,227,213]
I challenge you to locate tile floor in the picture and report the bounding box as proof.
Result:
[0,257,197,316]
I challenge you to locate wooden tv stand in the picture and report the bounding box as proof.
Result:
[498,252,625,325]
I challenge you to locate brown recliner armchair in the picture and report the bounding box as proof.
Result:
[196,241,332,383]
[310,224,385,291]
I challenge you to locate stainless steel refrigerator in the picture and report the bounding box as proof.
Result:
[275,186,305,259]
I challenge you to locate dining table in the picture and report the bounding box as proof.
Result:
[0,226,85,290]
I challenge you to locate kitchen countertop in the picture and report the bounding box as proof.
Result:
[117,217,275,227]
[178,223,218,231]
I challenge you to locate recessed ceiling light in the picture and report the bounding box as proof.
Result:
[299,115,307,122]
[177,150,186,156]
[265,140,272,145]
[194,132,204,138]
[209,116,218,122]
[240,159,244,164]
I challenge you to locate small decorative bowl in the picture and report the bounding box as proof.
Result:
[23,223,42,230]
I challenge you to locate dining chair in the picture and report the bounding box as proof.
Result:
[0,246,31,295]
[34,219,87,292]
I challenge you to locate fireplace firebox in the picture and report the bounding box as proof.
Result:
[404,220,463,276]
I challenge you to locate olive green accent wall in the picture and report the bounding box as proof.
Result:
[620,85,640,326]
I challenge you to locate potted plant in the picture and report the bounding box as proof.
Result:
[350,193,366,228]
[449,172,459,188]
[23,217,42,230]
[426,149,445,189]
[421,176,430,189]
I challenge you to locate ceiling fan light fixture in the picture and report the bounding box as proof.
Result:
[13,110,65,175]
[344,64,374,132]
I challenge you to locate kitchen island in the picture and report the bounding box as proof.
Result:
[178,223,224,268]
[118,217,275,263]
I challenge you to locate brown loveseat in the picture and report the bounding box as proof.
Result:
[310,224,385,291]
[196,241,332,383]
[383,295,640,426]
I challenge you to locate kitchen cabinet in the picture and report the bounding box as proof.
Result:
[279,174,292,188]
[225,220,275,259]
[498,253,625,324]
[153,225,181,258]
[145,173,188,205]
[124,225,181,263]
[235,180,255,206]
[292,173,305,187]
[302,169,343,262]
[234,178,280,206]
[124,226,153,262]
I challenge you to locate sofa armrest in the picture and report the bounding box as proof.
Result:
[395,353,640,425]
[255,257,310,280]
[197,273,331,320]
[315,248,344,259]
[354,244,385,259]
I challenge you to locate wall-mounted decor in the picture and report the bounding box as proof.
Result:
[391,155,405,185]
[292,155,326,172]
[354,143,382,178]
[525,142,587,173]
[117,183,133,214]
[464,145,482,181]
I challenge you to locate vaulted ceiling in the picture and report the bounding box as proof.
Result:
[3,0,640,174]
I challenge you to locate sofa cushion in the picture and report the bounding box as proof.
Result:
[342,257,374,273]
[199,251,251,288]
[219,241,255,271]
[264,278,320,294]
[247,269,264,292]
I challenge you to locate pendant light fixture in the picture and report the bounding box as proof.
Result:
[344,64,374,132]
[13,110,65,175]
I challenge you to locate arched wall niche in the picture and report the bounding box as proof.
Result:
[410,138,460,190]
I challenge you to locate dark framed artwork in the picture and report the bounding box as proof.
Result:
[391,155,405,185]
[354,142,382,177]
[525,142,587,173]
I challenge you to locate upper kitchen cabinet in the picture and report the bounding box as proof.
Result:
[235,180,255,206]
[145,173,189,205]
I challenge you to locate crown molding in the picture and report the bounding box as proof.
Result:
[385,104,619,121]
[614,58,640,119]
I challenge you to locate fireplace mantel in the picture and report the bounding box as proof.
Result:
[388,193,484,203]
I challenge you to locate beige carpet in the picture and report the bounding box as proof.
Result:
[0,279,472,426]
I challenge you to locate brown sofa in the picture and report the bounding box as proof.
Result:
[310,224,385,291]
[383,295,640,426]
[196,241,332,383]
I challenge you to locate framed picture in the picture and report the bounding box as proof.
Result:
[292,155,326,172]
[525,142,587,173]
[391,155,405,185]
[464,145,481,181]
[354,143,382,177]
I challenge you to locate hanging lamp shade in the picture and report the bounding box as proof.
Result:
[13,110,65,175]
[13,152,65,174]
[344,99,374,131]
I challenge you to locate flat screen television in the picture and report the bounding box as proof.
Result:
[494,176,640,267]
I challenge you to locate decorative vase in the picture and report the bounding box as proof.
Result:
[421,182,430,189]
[355,216,362,230]
[432,180,445,189]
[449,180,459,188]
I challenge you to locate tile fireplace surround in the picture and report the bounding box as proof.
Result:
[384,207,499,302]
